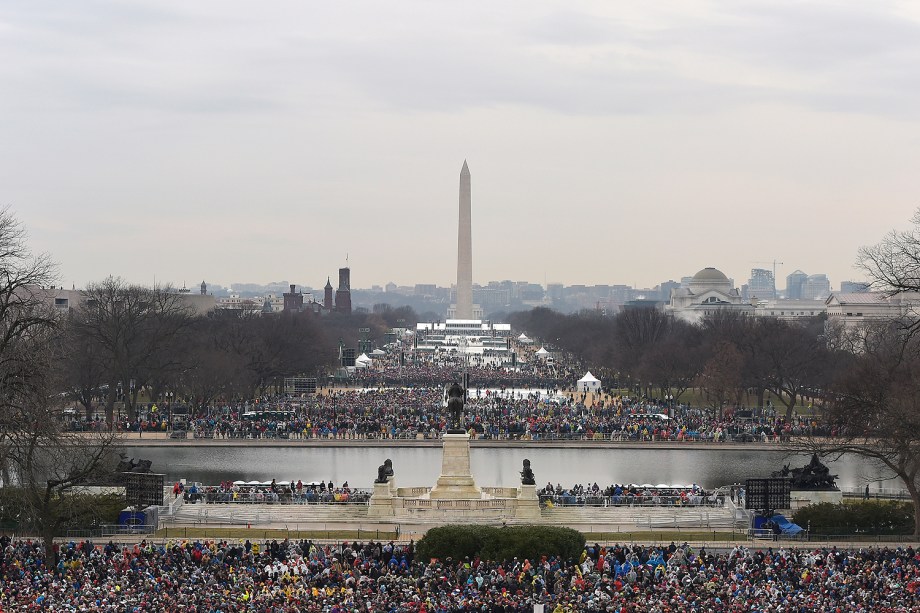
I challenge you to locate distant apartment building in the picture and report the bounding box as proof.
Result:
[512,282,544,301]
[803,274,831,301]
[840,281,870,293]
[33,286,85,313]
[414,284,438,297]
[473,286,511,310]
[546,283,564,302]
[38,285,217,316]
[217,293,261,311]
[656,280,680,303]
[747,268,776,300]
[785,270,808,299]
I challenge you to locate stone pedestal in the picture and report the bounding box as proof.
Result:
[429,433,481,499]
[367,480,395,517]
[515,484,541,520]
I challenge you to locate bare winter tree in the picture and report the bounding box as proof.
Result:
[756,318,828,419]
[59,322,108,420]
[785,211,920,535]
[0,206,57,476]
[803,320,920,535]
[0,208,119,563]
[4,389,119,564]
[697,341,744,419]
[858,207,920,294]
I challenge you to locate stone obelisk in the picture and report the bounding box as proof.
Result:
[456,160,473,319]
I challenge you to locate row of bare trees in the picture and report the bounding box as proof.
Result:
[59,280,417,421]
[0,208,419,555]
[514,208,920,535]
[511,307,835,417]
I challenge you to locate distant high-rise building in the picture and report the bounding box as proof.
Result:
[656,280,680,302]
[803,274,831,301]
[335,267,352,314]
[200,280,207,295]
[748,268,776,300]
[840,280,870,293]
[546,283,563,302]
[786,270,808,299]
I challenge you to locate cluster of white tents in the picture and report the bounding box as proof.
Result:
[519,332,604,392]
[354,352,374,368]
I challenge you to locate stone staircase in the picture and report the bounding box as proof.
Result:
[170,502,738,530]
[540,505,738,530]
[172,503,371,526]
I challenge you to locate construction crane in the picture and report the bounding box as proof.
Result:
[750,260,785,298]
[751,260,784,281]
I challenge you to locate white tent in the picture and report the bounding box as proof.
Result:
[517,333,534,344]
[577,371,602,392]
[535,347,550,357]
[355,353,373,368]
[370,348,386,357]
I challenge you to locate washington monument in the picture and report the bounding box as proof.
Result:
[456,160,473,319]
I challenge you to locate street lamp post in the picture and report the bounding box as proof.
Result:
[165,391,173,430]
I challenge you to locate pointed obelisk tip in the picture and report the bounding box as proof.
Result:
[461,159,469,174]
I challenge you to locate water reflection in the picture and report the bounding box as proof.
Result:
[124,446,893,491]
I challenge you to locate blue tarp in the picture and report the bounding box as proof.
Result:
[771,513,804,535]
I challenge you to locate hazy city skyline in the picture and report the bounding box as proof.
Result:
[5,1,920,290]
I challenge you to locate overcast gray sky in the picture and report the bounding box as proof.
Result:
[4,1,920,291]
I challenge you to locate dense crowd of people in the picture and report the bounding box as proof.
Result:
[64,387,831,443]
[180,480,371,506]
[2,535,919,611]
[155,389,829,443]
[537,483,722,508]
[62,346,834,442]
[65,385,832,443]
[351,352,576,390]
[177,480,721,509]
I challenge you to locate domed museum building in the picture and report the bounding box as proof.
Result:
[668,267,753,322]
